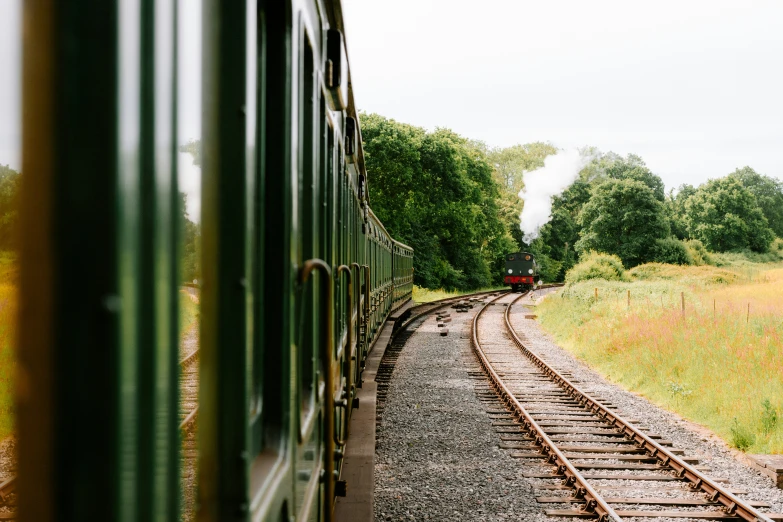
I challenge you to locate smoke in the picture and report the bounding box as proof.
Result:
[518,149,590,243]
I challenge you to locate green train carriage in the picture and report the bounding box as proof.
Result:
[16,1,412,521]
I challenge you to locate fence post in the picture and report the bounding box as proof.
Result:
[594,287,598,300]
[747,302,750,324]
[681,292,685,316]
[627,289,630,309]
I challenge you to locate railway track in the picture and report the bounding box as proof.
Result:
[376,290,507,416]
[179,341,199,521]
[0,474,15,520]
[472,290,782,522]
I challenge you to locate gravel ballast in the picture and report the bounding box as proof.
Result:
[375,296,548,521]
[375,289,783,521]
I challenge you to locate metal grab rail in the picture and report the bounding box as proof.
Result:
[335,265,353,447]
[299,260,336,522]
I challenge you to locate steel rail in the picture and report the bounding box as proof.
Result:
[472,292,622,522]
[504,291,774,522]
[179,348,199,367]
[179,406,199,432]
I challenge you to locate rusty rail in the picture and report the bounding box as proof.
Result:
[472,292,620,522]
[503,291,774,522]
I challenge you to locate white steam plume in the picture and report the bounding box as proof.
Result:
[518,149,589,243]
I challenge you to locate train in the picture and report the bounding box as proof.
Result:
[16,1,413,522]
[504,252,538,291]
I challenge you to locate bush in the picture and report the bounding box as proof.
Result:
[684,239,713,266]
[649,238,692,265]
[565,251,628,284]
[730,418,756,452]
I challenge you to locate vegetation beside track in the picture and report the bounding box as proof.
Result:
[412,285,505,304]
[179,288,200,341]
[535,261,783,454]
[0,252,17,440]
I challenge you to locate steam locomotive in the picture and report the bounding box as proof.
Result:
[504,252,538,291]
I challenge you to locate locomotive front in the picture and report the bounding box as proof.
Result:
[504,252,537,291]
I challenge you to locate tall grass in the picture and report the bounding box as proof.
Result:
[536,265,783,453]
[0,253,17,440]
[179,288,200,339]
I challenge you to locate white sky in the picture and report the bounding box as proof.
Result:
[342,0,783,190]
[2,1,782,195]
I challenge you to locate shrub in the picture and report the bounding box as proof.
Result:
[649,238,692,265]
[684,239,713,266]
[730,418,756,452]
[565,252,628,284]
[762,399,778,435]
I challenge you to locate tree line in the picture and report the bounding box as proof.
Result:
[362,114,782,289]
[4,117,780,291]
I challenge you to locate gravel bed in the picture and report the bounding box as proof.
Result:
[375,295,551,521]
[0,437,16,515]
[509,288,783,515]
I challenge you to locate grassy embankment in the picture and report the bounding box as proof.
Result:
[0,253,17,440]
[412,284,506,304]
[535,256,783,454]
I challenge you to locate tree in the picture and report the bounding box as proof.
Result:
[575,178,670,267]
[729,167,783,238]
[487,142,557,193]
[685,177,774,252]
[0,165,20,251]
[604,154,666,202]
[666,184,696,240]
[362,113,515,290]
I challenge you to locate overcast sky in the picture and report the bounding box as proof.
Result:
[2,1,782,194]
[342,0,783,190]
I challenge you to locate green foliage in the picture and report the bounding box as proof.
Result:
[362,113,516,290]
[649,237,692,265]
[730,167,783,238]
[565,251,628,283]
[666,381,693,402]
[730,418,756,452]
[603,153,666,202]
[0,165,20,251]
[683,239,713,266]
[627,263,739,285]
[487,142,557,193]
[179,147,202,283]
[761,399,778,435]
[685,177,774,253]
[180,139,202,167]
[575,178,670,267]
[666,184,697,240]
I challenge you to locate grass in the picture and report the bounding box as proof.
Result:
[412,284,505,304]
[179,288,200,339]
[0,252,17,440]
[536,263,783,454]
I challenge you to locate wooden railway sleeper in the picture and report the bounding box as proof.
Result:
[503,292,775,522]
